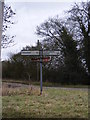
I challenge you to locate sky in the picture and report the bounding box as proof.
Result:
[1,0,87,61]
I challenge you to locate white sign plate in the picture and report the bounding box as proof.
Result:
[21,50,60,56]
[21,51,39,56]
[43,51,60,56]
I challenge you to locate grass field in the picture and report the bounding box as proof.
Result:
[2,82,88,118]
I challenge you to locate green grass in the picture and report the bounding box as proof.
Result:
[2,86,88,118]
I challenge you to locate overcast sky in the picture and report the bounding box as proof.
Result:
[1,0,87,61]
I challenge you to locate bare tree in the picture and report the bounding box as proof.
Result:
[67,2,90,74]
[2,3,16,48]
[36,17,83,75]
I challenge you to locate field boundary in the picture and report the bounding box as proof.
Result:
[2,80,89,90]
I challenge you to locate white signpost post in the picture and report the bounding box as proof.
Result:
[21,41,60,95]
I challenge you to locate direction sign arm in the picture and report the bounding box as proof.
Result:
[21,51,39,56]
[43,51,60,56]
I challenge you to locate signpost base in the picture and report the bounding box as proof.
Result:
[40,91,42,95]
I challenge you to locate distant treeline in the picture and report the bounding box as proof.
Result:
[2,45,89,85]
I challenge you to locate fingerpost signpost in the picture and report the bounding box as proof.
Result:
[21,40,60,95]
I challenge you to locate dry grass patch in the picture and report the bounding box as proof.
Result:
[2,83,40,96]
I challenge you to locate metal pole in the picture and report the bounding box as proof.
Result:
[40,49,43,95]
[38,40,43,95]
[37,40,39,81]
[37,62,39,81]
[40,57,42,95]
